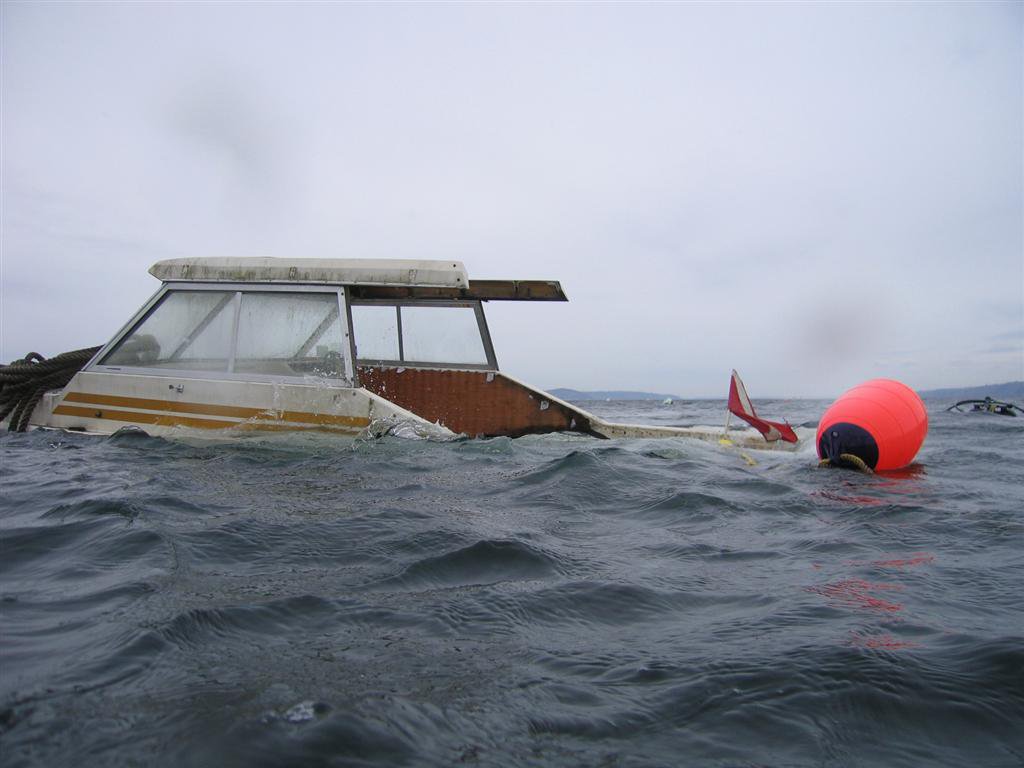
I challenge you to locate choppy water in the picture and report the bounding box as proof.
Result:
[2,398,1023,767]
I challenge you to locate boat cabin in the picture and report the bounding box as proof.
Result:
[97,259,502,387]
[34,258,607,438]
[15,257,800,448]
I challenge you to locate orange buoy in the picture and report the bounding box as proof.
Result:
[816,379,928,471]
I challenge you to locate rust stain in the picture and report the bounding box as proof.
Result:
[358,367,593,438]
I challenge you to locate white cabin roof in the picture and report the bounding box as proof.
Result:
[149,258,469,288]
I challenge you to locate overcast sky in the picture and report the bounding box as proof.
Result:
[2,2,1021,397]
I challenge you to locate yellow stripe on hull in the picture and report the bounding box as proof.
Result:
[54,392,371,433]
[53,404,240,430]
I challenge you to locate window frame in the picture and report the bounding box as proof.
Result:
[348,298,497,370]
[88,282,356,386]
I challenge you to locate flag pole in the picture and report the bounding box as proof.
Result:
[720,400,734,446]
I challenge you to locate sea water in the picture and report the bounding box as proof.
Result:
[1,399,1022,767]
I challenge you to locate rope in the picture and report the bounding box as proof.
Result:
[718,436,759,466]
[1,346,101,432]
[818,453,874,474]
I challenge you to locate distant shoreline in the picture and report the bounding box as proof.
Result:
[916,381,1023,401]
[547,388,683,402]
[547,381,1024,402]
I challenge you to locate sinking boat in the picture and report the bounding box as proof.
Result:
[2,258,805,449]
[946,398,1020,417]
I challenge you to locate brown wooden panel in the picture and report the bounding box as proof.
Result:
[357,367,595,438]
[348,280,567,302]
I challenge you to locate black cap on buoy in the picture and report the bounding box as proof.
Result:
[818,422,879,470]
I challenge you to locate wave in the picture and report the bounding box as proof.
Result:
[373,539,561,590]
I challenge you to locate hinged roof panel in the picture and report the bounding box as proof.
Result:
[150,258,469,288]
[348,280,567,302]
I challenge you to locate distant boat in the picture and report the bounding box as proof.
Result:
[946,398,1019,417]
[662,397,674,405]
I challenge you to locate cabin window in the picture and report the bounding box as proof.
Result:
[400,306,487,364]
[234,292,345,377]
[100,287,351,381]
[351,302,490,367]
[350,305,400,361]
[98,286,494,379]
[101,290,234,371]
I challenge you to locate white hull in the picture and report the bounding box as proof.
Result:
[29,370,448,438]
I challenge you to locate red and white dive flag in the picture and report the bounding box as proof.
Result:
[727,370,799,443]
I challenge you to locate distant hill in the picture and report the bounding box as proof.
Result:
[919,381,1023,401]
[548,388,682,401]
[549,382,1024,402]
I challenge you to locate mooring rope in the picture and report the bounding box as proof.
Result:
[0,346,101,432]
[818,453,874,474]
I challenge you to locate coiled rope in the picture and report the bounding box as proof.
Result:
[0,346,101,432]
[818,454,873,474]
